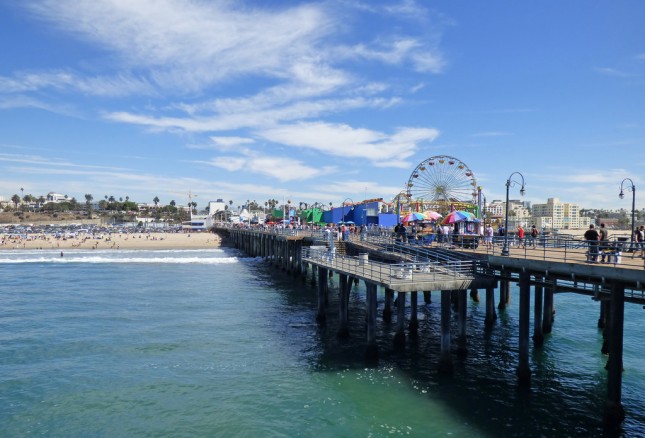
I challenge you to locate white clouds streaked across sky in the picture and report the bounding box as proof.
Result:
[1,0,644,210]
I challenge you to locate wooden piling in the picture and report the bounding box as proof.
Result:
[439,289,453,373]
[409,291,419,339]
[517,271,531,385]
[485,285,497,327]
[337,273,349,339]
[604,282,625,426]
[533,276,544,347]
[365,283,379,362]
[393,292,406,347]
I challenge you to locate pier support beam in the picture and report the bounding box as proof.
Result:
[485,285,497,327]
[316,268,328,323]
[337,274,349,339]
[383,288,394,323]
[457,289,468,357]
[469,287,480,302]
[598,300,609,329]
[393,292,406,347]
[365,283,379,362]
[498,275,509,310]
[409,291,419,339]
[517,271,531,385]
[533,276,544,347]
[423,290,432,304]
[604,282,625,426]
[543,280,555,334]
[439,290,453,373]
[601,301,612,355]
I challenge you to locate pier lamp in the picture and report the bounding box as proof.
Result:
[342,198,354,224]
[501,172,526,256]
[619,178,636,251]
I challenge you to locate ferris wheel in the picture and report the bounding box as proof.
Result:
[405,155,478,208]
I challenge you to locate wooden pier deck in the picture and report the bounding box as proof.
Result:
[302,249,496,292]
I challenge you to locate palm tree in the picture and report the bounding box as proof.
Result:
[11,194,20,209]
[85,194,94,217]
[153,196,160,208]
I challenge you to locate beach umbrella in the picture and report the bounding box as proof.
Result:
[423,210,442,221]
[401,212,426,223]
[441,210,478,224]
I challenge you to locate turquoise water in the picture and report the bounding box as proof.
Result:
[1,248,644,437]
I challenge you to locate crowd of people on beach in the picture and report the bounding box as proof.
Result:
[0,224,216,250]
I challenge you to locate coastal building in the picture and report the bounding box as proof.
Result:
[208,199,227,219]
[46,192,67,203]
[322,198,397,227]
[487,199,531,229]
[486,200,505,219]
[532,197,590,230]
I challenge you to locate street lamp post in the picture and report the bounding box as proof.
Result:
[501,172,526,256]
[619,178,636,251]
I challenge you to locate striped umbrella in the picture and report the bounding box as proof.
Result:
[441,210,478,224]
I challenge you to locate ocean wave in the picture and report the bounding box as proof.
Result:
[0,256,239,264]
[0,249,236,264]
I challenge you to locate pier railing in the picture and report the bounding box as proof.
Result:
[213,224,644,270]
[302,247,483,285]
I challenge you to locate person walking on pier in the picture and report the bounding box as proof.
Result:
[517,225,525,248]
[599,223,609,250]
[636,225,645,258]
[584,224,600,263]
[529,225,539,248]
[484,223,494,248]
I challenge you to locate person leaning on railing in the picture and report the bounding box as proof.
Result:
[584,224,600,263]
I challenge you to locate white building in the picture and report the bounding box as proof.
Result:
[208,199,228,218]
[46,192,67,203]
[486,199,531,228]
[532,197,590,230]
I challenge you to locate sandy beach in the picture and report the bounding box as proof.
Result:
[0,231,221,251]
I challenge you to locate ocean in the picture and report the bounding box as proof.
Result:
[1,247,644,437]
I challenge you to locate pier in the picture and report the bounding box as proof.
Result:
[212,225,645,426]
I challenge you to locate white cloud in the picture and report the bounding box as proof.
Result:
[210,136,256,148]
[106,96,401,132]
[594,67,634,78]
[23,0,335,94]
[205,154,336,182]
[206,157,247,172]
[259,122,439,163]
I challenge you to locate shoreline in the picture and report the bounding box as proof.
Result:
[0,231,221,251]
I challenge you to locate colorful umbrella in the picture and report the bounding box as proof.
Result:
[401,212,426,223]
[441,210,478,224]
[423,210,442,220]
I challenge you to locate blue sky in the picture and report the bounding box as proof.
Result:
[1,0,644,211]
